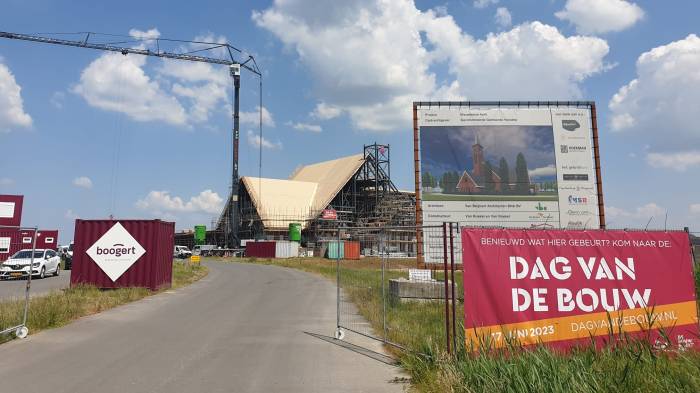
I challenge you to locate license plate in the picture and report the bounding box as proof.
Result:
[10,272,22,277]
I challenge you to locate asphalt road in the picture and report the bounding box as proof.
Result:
[0,262,405,393]
[0,270,71,300]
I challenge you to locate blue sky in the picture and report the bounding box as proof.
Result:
[1,0,699,241]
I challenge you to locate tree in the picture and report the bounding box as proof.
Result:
[515,152,530,194]
[498,157,509,194]
[422,171,435,189]
[441,171,459,194]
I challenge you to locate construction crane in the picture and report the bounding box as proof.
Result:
[0,30,262,248]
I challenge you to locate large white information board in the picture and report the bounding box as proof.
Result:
[416,103,602,262]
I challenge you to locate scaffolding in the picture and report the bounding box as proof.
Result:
[177,143,417,250]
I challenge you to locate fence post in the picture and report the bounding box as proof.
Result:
[336,227,341,332]
[380,228,388,343]
[449,222,457,355]
[442,222,451,354]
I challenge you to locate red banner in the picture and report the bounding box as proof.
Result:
[462,228,699,351]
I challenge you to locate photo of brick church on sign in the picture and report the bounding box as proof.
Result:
[420,125,558,201]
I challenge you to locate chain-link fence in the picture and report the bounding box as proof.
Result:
[333,224,462,354]
[0,226,38,339]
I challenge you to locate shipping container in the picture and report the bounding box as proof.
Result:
[18,229,58,250]
[0,195,23,227]
[0,228,56,262]
[275,241,300,258]
[0,229,22,262]
[245,241,276,258]
[326,241,344,259]
[344,241,360,260]
[71,219,174,291]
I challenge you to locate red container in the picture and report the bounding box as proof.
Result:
[245,241,276,258]
[71,219,174,291]
[0,229,21,262]
[0,195,23,227]
[344,241,360,260]
[18,229,58,250]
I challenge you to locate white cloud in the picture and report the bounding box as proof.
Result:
[646,151,700,171]
[136,189,223,214]
[247,129,282,150]
[605,202,667,229]
[128,28,161,40]
[528,165,556,178]
[0,62,32,133]
[555,0,644,34]
[474,0,498,9]
[609,35,700,169]
[254,1,610,132]
[690,204,700,215]
[311,102,342,120]
[50,91,66,109]
[72,50,188,125]
[494,7,512,29]
[0,178,14,187]
[72,176,93,189]
[240,106,275,127]
[73,28,235,127]
[291,122,322,132]
[64,209,79,220]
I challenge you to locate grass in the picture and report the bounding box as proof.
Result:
[0,261,207,344]
[231,256,700,393]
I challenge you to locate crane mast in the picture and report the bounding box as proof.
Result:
[0,31,261,248]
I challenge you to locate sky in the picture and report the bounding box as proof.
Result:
[1,0,699,241]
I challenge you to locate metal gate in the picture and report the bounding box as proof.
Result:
[0,225,38,339]
[334,224,461,354]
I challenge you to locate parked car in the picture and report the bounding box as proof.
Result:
[193,244,216,256]
[174,245,192,259]
[0,249,61,280]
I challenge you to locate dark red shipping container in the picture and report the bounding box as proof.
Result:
[0,229,22,262]
[0,195,23,227]
[245,241,276,258]
[71,219,174,291]
[18,229,58,250]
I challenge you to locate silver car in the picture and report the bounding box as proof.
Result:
[0,249,61,280]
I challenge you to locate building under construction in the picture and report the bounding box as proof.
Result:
[175,144,416,253]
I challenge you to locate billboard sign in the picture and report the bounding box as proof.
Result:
[461,228,699,350]
[414,102,603,262]
[194,225,206,246]
[322,209,338,220]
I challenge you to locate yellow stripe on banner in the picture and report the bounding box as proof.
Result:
[465,301,699,349]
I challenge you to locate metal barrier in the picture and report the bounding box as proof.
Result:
[0,225,38,339]
[334,224,461,354]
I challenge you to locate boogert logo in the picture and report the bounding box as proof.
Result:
[568,195,589,205]
[86,222,146,282]
[562,120,580,131]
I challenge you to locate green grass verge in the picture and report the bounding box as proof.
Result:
[230,257,700,393]
[0,261,207,344]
